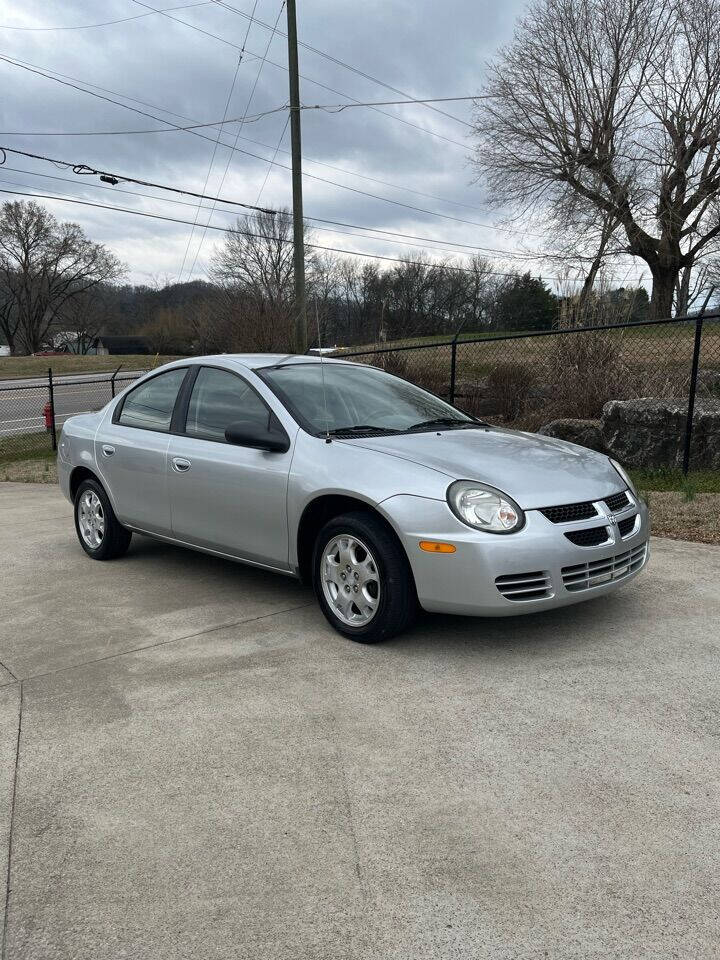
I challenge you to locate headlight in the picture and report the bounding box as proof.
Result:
[447,480,525,534]
[610,458,637,496]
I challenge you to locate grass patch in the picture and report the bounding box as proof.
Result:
[0,354,181,379]
[629,467,720,494]
[0,431,55,465]
[0,451,57,484]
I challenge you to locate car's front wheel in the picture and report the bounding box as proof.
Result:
[74,478,132,560]
[312,511,416,642]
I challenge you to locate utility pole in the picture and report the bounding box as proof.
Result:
[286,0,307,353]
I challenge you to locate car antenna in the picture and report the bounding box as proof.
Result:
[315,299,332,444]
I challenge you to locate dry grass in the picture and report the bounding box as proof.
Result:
[644,492,720,545]
[0,354,180,379]
[1,456,57,484]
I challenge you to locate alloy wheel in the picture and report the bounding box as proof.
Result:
[320,534,381,626]
[77,490,105,549]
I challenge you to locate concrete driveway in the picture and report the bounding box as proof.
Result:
[1,482,718,959]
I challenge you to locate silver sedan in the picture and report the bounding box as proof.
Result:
[58,355,649,642]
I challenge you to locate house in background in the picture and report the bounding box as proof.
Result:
[94,335,152,355]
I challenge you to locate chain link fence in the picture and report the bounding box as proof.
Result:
[2,314,718,473]
[338,313,720,473]
[0,368,147,463]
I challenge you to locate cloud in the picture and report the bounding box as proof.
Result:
[0,0,531,283]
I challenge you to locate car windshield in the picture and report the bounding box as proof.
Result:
[259,361,476,435]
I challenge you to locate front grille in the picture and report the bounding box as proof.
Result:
[562,542,647,593]
[617,515,637,537]
[540,501,597,523]
[495,571,552,601]
[564,526,611,547]
[605,490,630,512]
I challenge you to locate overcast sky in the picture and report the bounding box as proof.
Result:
[0,0,546,286]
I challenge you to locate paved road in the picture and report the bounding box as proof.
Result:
[1,483,719,959]
[0,372,144,437]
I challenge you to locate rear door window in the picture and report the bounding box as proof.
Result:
[118,368,187,432]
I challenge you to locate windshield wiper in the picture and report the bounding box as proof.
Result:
[326,424,398,436]
[406,417,480,432]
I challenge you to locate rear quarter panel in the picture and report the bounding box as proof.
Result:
[57,411,103,503]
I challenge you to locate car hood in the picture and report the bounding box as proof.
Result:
[346,426,623,509]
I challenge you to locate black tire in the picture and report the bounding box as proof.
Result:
[74,477,132,561]
[312,511,417,642]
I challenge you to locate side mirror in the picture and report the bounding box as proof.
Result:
[224,419,290,453]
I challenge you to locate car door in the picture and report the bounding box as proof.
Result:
[167,365,293,569]
[96,367,189,535]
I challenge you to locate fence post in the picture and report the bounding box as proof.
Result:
[449,341,458,404]
[110,363,122,398]
[682,316,704,476]
[47,366,57,451]
[449,316,470,405]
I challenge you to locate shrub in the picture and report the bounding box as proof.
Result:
[547,332,627,419]
[485,362,537,421]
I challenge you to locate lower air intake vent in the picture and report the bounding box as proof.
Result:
[562,542,647,593]
[565,526,611,547]
[495,571,552,601]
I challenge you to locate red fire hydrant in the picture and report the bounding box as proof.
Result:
[43,402,53,432]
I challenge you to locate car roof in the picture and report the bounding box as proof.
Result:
[171,353,353,371]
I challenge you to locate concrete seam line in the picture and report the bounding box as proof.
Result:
[0,660,17,683]
[1,681,23,960]
[0,515,69,525]
[22,601,316,684]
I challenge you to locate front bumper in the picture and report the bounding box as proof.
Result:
[381,490,649,616]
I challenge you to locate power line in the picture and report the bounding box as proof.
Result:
[0,185,647,285]
[0,97,483,136]
[0,146,275,213]
[0,58,503,233]
[0,165,491,259]
[0,2,211,31]
[0,106,288,136]
[0,147,649,276]
[256,114,289,203]
[207,0,475,129]
[128,0,470,149]
[0,55,479,212]
[301,96,483,111]
[177,0,260,283]
[0,164,624,269]
[186,0,286,280]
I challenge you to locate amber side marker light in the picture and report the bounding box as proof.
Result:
[419,541,456,554]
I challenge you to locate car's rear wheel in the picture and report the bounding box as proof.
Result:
[312,511,416,642]
[74,478,132,560]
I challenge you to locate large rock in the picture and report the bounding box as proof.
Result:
[601,398,720,469]
[537,418,606,453]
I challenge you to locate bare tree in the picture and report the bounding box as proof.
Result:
[473,0,720,318]
[55,285,110,354]
[0,200,124,354]
[209,209,315,352]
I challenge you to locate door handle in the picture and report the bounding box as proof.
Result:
[101,444,115,457]
[172,457,191,473]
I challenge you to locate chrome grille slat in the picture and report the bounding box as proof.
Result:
[562,543,647,593]
[495,571,552,601]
